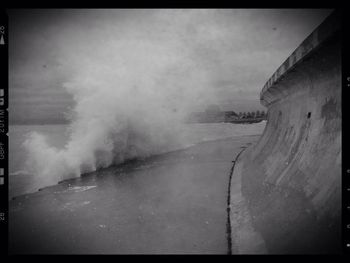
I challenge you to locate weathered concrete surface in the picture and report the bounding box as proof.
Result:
[9,135,260,254]
[230,11,341,254]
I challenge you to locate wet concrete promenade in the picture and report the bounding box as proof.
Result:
[9,135,260,254]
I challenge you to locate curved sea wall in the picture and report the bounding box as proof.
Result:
[231,11,341,254]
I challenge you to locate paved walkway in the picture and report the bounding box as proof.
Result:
[9,135,260,254]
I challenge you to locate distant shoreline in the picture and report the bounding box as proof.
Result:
[10,120,266,126]
[186,118,266,125]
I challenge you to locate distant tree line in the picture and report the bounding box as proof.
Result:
[238,110,267,119]
[186,108,267,124]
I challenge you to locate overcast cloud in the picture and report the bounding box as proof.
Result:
[9,9,332,124]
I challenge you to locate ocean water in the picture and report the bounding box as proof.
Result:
[9,122,266,198]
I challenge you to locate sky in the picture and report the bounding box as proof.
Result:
[9,9,332,124]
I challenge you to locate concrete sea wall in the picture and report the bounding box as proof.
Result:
[230,11,341,254]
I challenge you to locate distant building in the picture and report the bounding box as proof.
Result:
[186,104,268,124]
[204,105,224,122]
[186,105,239,123]
[224,111,239,122]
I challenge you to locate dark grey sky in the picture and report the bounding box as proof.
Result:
[9,9,332,124]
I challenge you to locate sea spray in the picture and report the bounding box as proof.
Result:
[22,10,224,182]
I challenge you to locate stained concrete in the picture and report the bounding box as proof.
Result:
[230,11,341,254]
